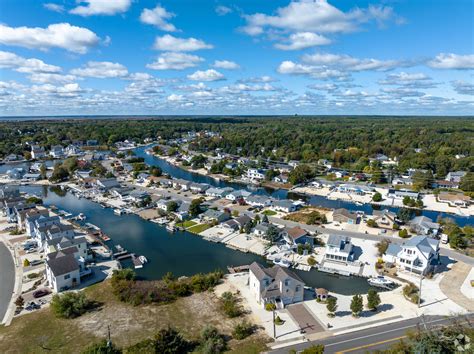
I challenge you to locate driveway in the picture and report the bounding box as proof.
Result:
[439,262,474,312]
[287,303,325,335]
[0,242,15,323]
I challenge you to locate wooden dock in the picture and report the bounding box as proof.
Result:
[227,265,250,274]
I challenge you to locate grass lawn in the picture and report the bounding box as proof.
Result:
[262,210,277,216]
[0,281,269,353]
[187,223,211,234]
[176,220,197,229]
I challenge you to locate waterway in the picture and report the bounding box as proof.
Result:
[23,185,371,294]
[135,146,472,227]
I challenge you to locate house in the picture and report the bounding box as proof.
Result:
[253,222,271,237]
[273,173,289,183]
[65,144,82,156]
[334,170,348,179]
[288,160,300,168]
[246,168,267,181]
[50,145,64,158]
[174,201,191,221]
[190,183,210,194]
[438,192,471,208]
[136,173,150,183]
[271,200,297,213]
[332,208,358,224]
[46,253,81,292]
[392,177,413,186]
[408,216,440,237]
[95,178,120,191]
[433,180,459,189]
[205,187,234,198]
[310,179,336,189]
[86,140,98,146]
[324,235,354,263]
[249,262,304,307]
[445,171,466,183]
[318,159,332,169]
[383,236,439,275]
[45,236,89,261]
[283,226,313,247]
[31,145,45,159]
[222,215,252,230]
[75,170,93,180]
[5,154,21,161]
[32,215,61,247]
[159,179,173,188]
[45,223,75,243]
[157,199,180,213]
[337,183,374,195]
[372,209,397,229]
[7,168,26,180]
[22,173,41,181]
[172,179,191,191]
[387,189,419,200]
[0,185,20,199]
[245,195,273,208]
[200,209,230,223]
[10,202,36,223]
[226,190,251,201]
[24,209,50,236]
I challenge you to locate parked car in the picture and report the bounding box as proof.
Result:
[29,260,44,266]
[25,248,37,254]
[25,302,40,311]
[33,289,50,298]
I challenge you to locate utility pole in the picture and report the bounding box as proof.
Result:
[107,325,112,348]
[272,309,276,339]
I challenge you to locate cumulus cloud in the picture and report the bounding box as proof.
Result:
[452,80,474,95]
[28,73,77,84]
[140,5,178,32]
[70,0,131,16]
[43,3,65,13]
[301,53,403,71]
[428,53,474,69]
[0,23,101,54]
[241,0,398,36]
[147,52,204,70]
[31,83,83,97]
[153,34,213,52]
[216,5,232,16]
[70,61,128,78]
[0,51,61,74]
[379,72,436,88]
[274,32,331,50]
[238,76,276,83]
[167,93,184,101]
[213,60,240,70]
[187,69,225,81]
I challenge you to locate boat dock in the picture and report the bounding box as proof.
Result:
[227,265,250,274]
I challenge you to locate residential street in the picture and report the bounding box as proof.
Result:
[0,241,15,323]
[269,314,474,354]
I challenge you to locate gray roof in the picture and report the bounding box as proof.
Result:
[249,262,304,299]
[97,178,120,189]
[202,208,227,219]
[255,222,270,233]
[327,235,353,253]
[409,216,439,230]
[246,195,271,204]
[47,246,78,260]
[46,254,79,277]
[385,244,402,257]
[333,208,357,220]
[273,199,294,208]
[234,215,252,226]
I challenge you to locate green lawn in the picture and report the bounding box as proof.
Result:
[187,223,212,234]
[176,220,197,229]
[262,210,277,216]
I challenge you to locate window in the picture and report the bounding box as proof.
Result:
[64,274,71,280]
[296,285,301,292]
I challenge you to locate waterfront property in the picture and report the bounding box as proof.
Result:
[333,208,358,224]
[438,192,471,208]
[46,252,81,292]
[383,236,440,275]
[372,209,398,229]
[282,226,313,247]
[408,216,440,237]
[387,188,419,200]
[324,235,355,263]
[249,261,305,308]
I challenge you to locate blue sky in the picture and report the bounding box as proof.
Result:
[0,0,473,116]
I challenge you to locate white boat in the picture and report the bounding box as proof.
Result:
[273,258,291,268]
[355,201,363,206]
[138,255,148,264]
[368,276,395,289]
[166,224,176,232]
[77,213,86,220]
[114,209,124,215]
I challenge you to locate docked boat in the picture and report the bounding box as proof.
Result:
[273,258,291,268]
[77,213,86,220]
[368,275,395,289]
[114,209,124,215]
[138,255,148,264]
[166,224,177,232]
[355,201,363,206]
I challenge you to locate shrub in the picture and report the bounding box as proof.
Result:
[81,339,121,354]
[372,192,382,202]
[23,259,30,267]
[153,327,190,353]
[307,256,316,266]
[403,283,420,304]
[265,303,276,311]
[366,219,378,228]
[350,294,363,317]
[301,345,325,354]
[376,239,391,256]
[232,321,254,340]
[15,295,24,308]
[399,229,410,238]
[274,316,284,326]
[221,292,242,318]
[200,325,226,353]
[50,292,93,319]
[326,297,337,317]
[367,289,381,311]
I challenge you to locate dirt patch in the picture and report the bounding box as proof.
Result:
[284,207,331,225]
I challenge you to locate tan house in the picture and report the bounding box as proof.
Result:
[438,192,471,208]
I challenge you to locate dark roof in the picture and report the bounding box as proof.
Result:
[46,254,79,276]
[234,215,252,226]
[286,226,308,240]
[333,208,357,220]
[47,246,78,260]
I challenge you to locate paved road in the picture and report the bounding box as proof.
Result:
[270,314,474,354]
[0,242,15,323]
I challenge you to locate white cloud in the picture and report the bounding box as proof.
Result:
[301,53,403,71]
[153,34,213,52]
[0,23,101,54]
[428,53,474,69]
[216,6,232,16]
[277,60,349,80]
[140,5,178,32]
[147,52,204,70]
[167,94,184,101]
[43,3,65,13]
[274,32,331,50]
[0,51,61,74]
[187,69,225,81]
[70,0,131,16]
[452,80,474,95]
[31,83,83,97]
[379,72,436,88]
[241,0,397,36]
[28,73,77,84]
[70,61,128,78]
[238,76,276,83]
[213,60,240,70]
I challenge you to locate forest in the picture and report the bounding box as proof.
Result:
[1,116,473,178]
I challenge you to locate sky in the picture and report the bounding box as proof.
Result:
[0,0,473,116]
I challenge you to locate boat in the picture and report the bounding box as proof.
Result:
[367,275,395,289]
[138,255,148,264]
[355,201,364,206]
[114,209,124,215]
[77,213,86,220]
[273,258,291,268]
[166,224,176,232]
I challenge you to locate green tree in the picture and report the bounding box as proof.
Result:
[153,327,190,353]
[199,325,226,353]
[232,321,254,340]
[262,214,269,223]
[459,172,474,192]
[301,344,325,354]
[326,297,337,317]
[265,224,280,244]
[166,201,179,212]
[376,239,391,256]
[50,163,69,182]
[367,289,381,311]
[189,198,203,217]
[366,219,378,228]
[397,208,414,223]
[372,192,382,202]
[81,339,121,354]
[288,165,314,185]
[399,229,409,238]
[265,169,279,181]
[350,294,363,317]
[244,221,253,234]
[50,292,93,319]
[39,163,47,179]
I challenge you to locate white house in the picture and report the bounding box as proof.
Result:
[324,235,354,263]
[387,188,419,200]
[245,195,273,208]
[206,187,234,198]
[49,145,64,158]
[46,252,81,292]
[226,190,251,201]
[246,168,267,181]
[408,216,440,237]
[32,215,61,247]
[445,171,466,183]
[31,145,45,159]
[190,183,210,194]
[271,200,297,213]
[383,236,439,275]
[23,208,50,236]
[249,262,305,308]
